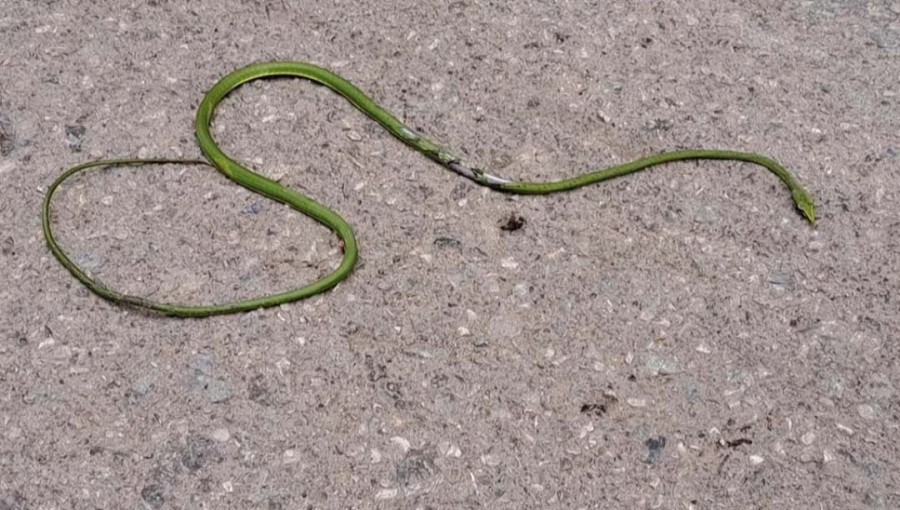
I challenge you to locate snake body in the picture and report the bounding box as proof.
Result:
[42,61,816,317]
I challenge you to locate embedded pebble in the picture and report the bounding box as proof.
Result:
[858,404,877,420]
[439,442,462,457]
[141,485,164,509]
[65,124,86,151]
[128,375,156,399]
[282,449,301,464]
[481,453,502,466]
[693,206,718,224]
[74,252,107,271]
[501,257,519,269]
[189,355,214,376]
[188,355,232,403]
[6,426,22,441]
[626,398,648,408]
[646,357,679,376]
[489,315,521,338]
[801,432,816,445]
[211,428,230,442]
[202,379,232,403]
[390,436,410,453]
[644,436,666,464]
[768,273,792,288]
[836,423,855,436]
[375,488,397,500]
[749,455,765,465]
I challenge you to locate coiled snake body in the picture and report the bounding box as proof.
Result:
[42,61,816,317]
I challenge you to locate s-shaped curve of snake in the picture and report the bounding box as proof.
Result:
[42,61,817,317]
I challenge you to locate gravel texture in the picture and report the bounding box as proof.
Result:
[1,1,899,508]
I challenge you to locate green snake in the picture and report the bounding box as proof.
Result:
[42,61,817,317]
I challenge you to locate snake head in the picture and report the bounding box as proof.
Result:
[791,187,816,225]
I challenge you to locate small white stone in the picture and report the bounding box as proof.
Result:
[695,344,711,354]
[823,449,836,463]
[211,428,230,442]
[501,257,519,270]
[773,441,786,456]
[801,432,815,445]
[390,436,410,453]
[858,404,876,420]
[546,247,566,259]
[346,130,362,141]
[222,481,233,492]
[275,358,291,375]
[835,423,855,436]
[481,453,502,466]
[375,488,397,500]
[626,398,648,408]
[458,326,471,336]
[282,449,301,464]
[578,422,594,439]
[749,455,765,465]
